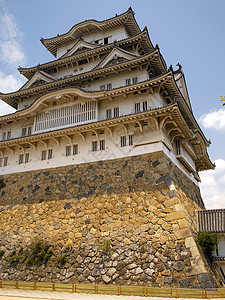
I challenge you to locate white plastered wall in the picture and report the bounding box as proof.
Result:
[56,26,130,58]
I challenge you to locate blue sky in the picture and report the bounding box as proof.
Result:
[0,0,224,208]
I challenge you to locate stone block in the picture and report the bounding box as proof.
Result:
[165,211,185,221]
[175,228,191,240]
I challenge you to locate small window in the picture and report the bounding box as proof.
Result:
[2,132,6,141]
[27,127,32,136]
[41,150,47,161]
[135,103,140,113]
[106,83,112,90]
[104,37,109,44]
[7,131,11,139]
[92,141,98,152]
[143,101,147,111]
[126,79,131,86]
[48,149,53,160]
[106,109,112,119]
[0,158,2,167]
[22,128,27,137]
[100,85,105,91]
[3,157,8,167]
[114,107,119,118]
[19,154,24,165]
[132,77,138,84]
[25,153,29,164]
[100,139,105,151]
[129,134,133,146]
[66,145,71,157]
[73,144,78,155]
[121,136,126,147]
[175,140,181,155]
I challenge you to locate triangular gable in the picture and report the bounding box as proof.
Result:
[61,40,98,58]
[20,70,56,90]
[93,47,139,70]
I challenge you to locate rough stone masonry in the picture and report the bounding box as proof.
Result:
[0,151,219,288]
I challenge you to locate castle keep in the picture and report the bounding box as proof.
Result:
[0,8,218,287]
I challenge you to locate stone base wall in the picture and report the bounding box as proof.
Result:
[0,151,218,288]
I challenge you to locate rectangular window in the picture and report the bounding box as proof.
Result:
[25,153,29,164]
[3,157,8,167]
[129,134,133,146]
[143,101,147,111]
[106,83,112,90]
[48,149,53,160]
[104,37,109,44]
[132,77,138,84]
[106,109,112,119]
[27,127,32,136]
[7,131,11,139]
[41,150,47,161]
[100,139,105,151]
[175,140,181,155]
[73,144,78,155]
[0,158,2,167]
[22,128,27,137]
[2,132,6,141]
[66,145,71,156]
[100,85,105,91]
[114,107,119,118]
[19,154,24,165]
[126,79,131,86]
[92,141,98,152]
[121,136,126,147]
[135,103,141,113]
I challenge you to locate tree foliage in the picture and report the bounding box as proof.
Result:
[197,231,218,261]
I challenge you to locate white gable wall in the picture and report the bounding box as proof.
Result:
[56,26,129,58]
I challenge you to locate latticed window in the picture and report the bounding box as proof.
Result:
[34,101,97,133]
[100,139,105,151]
[106,83,112,90]
[25,153,29,164]
[135,103,140,113]
[132,77,138,84]
[114,107,119,118]
[125,79,131,86]
[106,109,112,119]
[143,101,147,111]
[175,140,181,155]
[121,136,126,147]
[92,141,98,152]
[41,150,47,161]
[73,144,78,155]
[3,157,8,167]
[129,134,133,146]
[19,154,24,165]
[66,145,71,156]
[48,149,53,160]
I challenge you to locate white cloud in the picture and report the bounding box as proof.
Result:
[200,159,225,209]
[0,70,23,93]
[0,11,25,66]
[199,108,225,131]
[1,40,25,65]
[0,12,21,39]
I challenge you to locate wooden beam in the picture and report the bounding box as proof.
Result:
[136,121,143,132]
[78,132,85,141]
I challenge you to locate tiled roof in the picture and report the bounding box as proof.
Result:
[197,209,225,233]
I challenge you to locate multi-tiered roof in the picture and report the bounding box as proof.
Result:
[0,8,214,175]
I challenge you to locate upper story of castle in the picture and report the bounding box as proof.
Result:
[0,8,214,179]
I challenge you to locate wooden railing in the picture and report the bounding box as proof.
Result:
[0,280,225,298]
